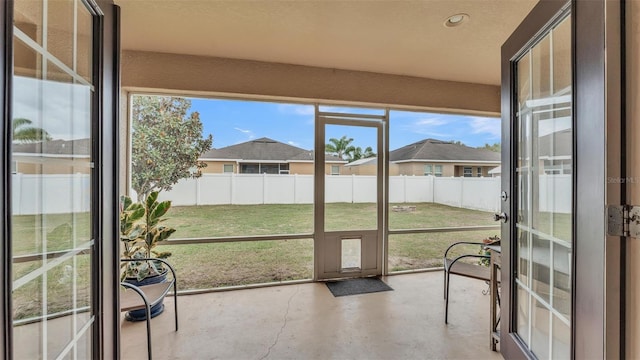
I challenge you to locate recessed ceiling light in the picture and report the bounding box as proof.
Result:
[444,13,470,27]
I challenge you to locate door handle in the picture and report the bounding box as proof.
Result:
[493,212,508,223]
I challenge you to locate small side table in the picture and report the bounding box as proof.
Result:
[486,244,501,351]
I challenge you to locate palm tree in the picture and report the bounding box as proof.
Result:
[12,118,51,143]
[347,146,376,162]
[325,136,355,160]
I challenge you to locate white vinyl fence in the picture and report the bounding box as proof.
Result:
[12,173,91,215]
[155,173,571,214]
[12,173,572,215]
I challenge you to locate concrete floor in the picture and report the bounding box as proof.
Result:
[121,271,503,360]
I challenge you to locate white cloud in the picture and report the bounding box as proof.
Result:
[403,116,451,138]
[234,127,251,134]
[287,140,300,147]
[234,127,255,140]
[415,117,448,126]
[468,117,501,139]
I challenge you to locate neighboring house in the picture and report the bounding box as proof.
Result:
[343,157,400,176]
[12,139,91,175]
[344,138,502,177]
[388,138,501,177]
[199,137,347,175]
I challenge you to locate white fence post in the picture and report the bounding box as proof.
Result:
[459,177,464,208]
[351,174,355,203]
[262,173,267,204]
[294,173,298,204]
[195,176,201,206]
[230,173,235,204]
[403,175,407,203]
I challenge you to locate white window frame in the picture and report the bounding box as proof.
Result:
[223,164,234,173]
[424,164,433,176]
[331,165,340,175]
[463,167,473,177]
[434,165,443,177]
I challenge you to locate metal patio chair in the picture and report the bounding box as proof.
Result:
[120,258,178,360]
[443,241,491,324]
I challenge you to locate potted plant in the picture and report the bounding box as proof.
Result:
[120,191,176,321]
[478,235,500,266]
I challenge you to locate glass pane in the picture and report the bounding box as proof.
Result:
[341,238,361,270]
[531,35,552,100]
[514,13,572,357]
[552,315,571,359]
[531,298,551,359]
[553,243,571,318]
[325,124,377,231]
[47,262,74,357]
[517,228,529,283]
[553,17,572,93]
[517,285,530,345]
[532,235,551,302]
[12,4,95,357]
[77,2,93,82]
[517,52,531,107]
[14,37,42,78]
[14,0,44,45]
[13,299,44,359]
[78,328,93,360]
[47,0,74,69]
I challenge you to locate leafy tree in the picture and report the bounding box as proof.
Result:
[325,135,355,160]
[480,142,501,152]
[347,146,376,162]
[12,118,51,142]
[131,96,212,200]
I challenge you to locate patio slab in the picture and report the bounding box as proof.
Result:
[121,271,502,360]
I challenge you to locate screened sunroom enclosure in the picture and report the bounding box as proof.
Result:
[123,97,501,290]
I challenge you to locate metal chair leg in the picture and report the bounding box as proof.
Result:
[173,280,179,331]
[443,268,447,300]
[144,302,152,360]
[445,271,451,324]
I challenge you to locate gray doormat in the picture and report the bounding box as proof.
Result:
[325,277,393,297]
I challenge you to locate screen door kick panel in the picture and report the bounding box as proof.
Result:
[321,230,380,278]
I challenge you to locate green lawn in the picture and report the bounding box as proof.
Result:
[165,202,496,239]
[10,202,570,320]
[159,202,500,290]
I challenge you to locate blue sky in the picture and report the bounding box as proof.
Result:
[189,97,501,151]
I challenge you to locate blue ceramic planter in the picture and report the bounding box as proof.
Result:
[124,271,167,321]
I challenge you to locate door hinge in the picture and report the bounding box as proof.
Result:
[607,205,640,238]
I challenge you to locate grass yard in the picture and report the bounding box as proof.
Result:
[165,202,496,239]
[158,202,501,290]
[9,202,571,320]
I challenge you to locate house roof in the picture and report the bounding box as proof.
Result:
[201,137,345,163]
[344,157,377,167]
[389,138,500,163]
[12,138,91,157]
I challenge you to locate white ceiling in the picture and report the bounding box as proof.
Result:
[116,0,538,86]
